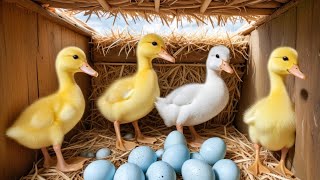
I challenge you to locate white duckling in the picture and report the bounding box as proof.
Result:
[155,45,234,147]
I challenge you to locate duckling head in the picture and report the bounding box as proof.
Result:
[268,47,305,79]
[56,46,98,77]
[206,45,234,74]
[137,33,175,63]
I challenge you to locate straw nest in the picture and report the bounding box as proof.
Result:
[93,31,249,62]
[20,124,298,180]
[35,0,286,26]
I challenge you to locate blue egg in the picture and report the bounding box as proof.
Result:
[123,133,134,140]
[114,163,145,180]
[96,148,111,159]
[84,160,115,180]
[155,149,164,159]
[212,159,240,180]
[146,161,176,180]
[182,159,215,180]
[190,152,205,161]
[162,144,190,174]
[128,146,157,172]
[80,151,95,158]
[200,137,226,165]
[164,131,187,150]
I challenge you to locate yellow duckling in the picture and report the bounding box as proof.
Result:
[244,47,305,176]
[97,34,175,151]
[6,47,98,172]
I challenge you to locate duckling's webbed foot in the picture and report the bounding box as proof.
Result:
[116,139,137,151]
[188,126,206,147]
[114,120,137,151]
[274,148,294,177]
[248,144,270,176]
[132,121,157,144]
[53,144,88,172]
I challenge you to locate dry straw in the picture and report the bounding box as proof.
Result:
[36,0,285,27]
[93,30,250,62]
[20,125,298,180]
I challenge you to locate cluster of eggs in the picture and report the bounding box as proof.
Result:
[83,131,240,180]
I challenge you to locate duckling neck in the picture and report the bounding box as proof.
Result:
[205,68,221,83]
[268,71,288,97]
[137,54,153,71]
[57,70,76,91]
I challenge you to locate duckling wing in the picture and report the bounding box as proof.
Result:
[166,84,200,106]
[29,108,54,129]
[103,77,135,103]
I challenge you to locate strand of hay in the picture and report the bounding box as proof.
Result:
[87,63,245,129]
[35,0,285,25]
[20,124,299,180]
[93,31,249,62]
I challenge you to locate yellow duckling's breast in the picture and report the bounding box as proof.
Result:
[247,95,296,151]
[117,69,160,122]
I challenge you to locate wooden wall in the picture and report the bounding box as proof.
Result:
[236,0,320,179]
[0,1,92,179]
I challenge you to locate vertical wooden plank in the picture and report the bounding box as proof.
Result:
[293,0,320,179]
[37,15,61,97]
[0,2,38,179]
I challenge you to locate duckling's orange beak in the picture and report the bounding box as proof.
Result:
[288,65,305,79]
[80,62,98,77]
[220,61,234,74]
[158,48,175,63]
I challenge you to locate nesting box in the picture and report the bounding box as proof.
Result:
[1,0,319,180]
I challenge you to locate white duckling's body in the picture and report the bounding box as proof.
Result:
[157,70,229,127]
[156,45,234,147]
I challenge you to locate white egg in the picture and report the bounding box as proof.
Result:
[164,131,187,150]
[182,159,215,180]
[114,163,145,180]
[146,161,176,180]
[128,146,157,172]
[83,160,115,180]
[190,152,205,161]
[155,149,164,159]
[200,137,226,165]
[212,159,240,180]
[162,144,190,174]
[96,148,111,159]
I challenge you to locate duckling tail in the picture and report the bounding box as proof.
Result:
[155,97,179,127]
[6,126,22,140]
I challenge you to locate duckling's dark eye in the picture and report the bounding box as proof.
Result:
[282,56,289,61]
[152,42,158,46]
[73,55,79,60]
[216,54,220,58]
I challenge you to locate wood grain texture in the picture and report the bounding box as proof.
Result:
[0,2,38,179]
[0,1,91,179]
[293,0,320,178]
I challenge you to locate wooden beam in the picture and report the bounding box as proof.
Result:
[247,1,282,8]
[154,0,160,12]
[238,0,300,35]
[96,0,111,11]
[200,0,212,13]
[4,0,92,37]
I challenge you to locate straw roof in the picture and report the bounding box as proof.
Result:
[34,0,290,25]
